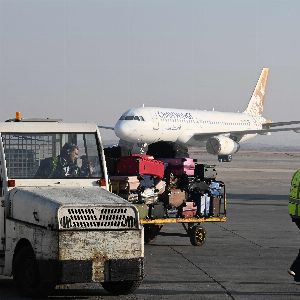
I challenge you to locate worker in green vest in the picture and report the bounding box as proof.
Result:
[288,169,300,280]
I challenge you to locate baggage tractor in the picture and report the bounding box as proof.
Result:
[116,155,164,178]
[181,202,197,218]
[168,189,186,208]
[160,157,195,176]
[194,164,217,180]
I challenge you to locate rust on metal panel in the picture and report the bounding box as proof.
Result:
[59,230,143,282]
[92,252,107,282]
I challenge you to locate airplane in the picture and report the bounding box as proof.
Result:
[100,68,300,161]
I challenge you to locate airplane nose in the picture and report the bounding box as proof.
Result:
[114,121,135,141]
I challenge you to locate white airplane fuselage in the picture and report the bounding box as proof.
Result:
[114,107,267,146]
[99,69,300,157]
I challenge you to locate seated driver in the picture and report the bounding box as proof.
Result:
[35,143,80,178]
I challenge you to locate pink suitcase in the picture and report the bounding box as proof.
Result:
[160,158,195,176]
[168,189,186,208]
[181,201,197,218]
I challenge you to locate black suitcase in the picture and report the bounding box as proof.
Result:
[104,146,122,158]
[147,141,189,158]
[194,164,217,180]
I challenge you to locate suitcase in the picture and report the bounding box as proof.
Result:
[211,197,221,216]
[160,158,195,176]
[116,155,164,178]
[181,201,197,218]
[133,204,149,219]
[110,175,140,193]
[194,164,217,180]
[147,141,189,158]
[140,187,159,205]
[209,181,223,197]
[105,157,118,175]
[168,189,186,208]
[149,203,166,219]
[200,194,211,216]
[118,192,139,203]
[189,193,210,216]
[104,146,122,158]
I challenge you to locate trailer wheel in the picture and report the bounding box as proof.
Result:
[13,245,54,297]
[101,280,142,295]
[144,225,162,244]
[189,225,206,246]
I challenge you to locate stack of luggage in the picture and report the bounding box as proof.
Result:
[110,154,165,205]
[107,148,225,219]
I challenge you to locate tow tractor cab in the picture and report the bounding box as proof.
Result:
[0,115,144,297]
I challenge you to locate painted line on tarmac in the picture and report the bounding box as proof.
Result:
[214,223,263,248]
[170,246,235,300]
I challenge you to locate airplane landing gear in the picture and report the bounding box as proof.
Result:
[218,155,232,162]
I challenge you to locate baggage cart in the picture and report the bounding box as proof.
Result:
[140,185,227,246]
[109,154,227,247]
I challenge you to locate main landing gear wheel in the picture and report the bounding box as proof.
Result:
[189,225,206,246]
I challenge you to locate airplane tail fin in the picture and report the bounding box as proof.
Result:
[244,68,269,116]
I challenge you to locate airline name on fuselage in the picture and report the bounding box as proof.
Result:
[156,111,193,120]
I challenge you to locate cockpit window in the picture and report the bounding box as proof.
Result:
[119,115,145,121]
[124,116,135,120]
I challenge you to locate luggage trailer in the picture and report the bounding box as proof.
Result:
[109,179,227,246]
[139,193,227,247]
[107,153,227,246]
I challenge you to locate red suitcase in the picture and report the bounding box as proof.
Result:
[160,158,195,176]
[116,155,164,179]
[181,201,197,218]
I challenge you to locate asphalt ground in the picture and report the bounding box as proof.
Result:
[1,150,300,299]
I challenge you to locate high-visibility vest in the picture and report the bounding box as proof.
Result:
[289,170,300,218]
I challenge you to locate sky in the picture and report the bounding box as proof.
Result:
[0,0,300,146]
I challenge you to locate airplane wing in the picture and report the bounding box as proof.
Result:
[193,126,300,142]
[263,121,300,128]
[98,125,114,130]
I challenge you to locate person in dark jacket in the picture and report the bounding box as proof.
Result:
[35,143,80,178]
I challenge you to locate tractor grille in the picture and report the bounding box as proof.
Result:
[58,206,138,230]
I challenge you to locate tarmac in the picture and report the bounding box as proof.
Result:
[1,149,300,299]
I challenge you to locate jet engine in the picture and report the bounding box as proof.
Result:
[206,136,240,155]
